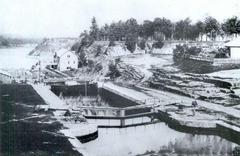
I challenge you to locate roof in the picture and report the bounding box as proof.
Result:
[225,38,240,47]
[56,49,77,57]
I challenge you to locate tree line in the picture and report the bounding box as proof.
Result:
[82,16,240,42]
[0,35,41,47]
[0,36,10,46]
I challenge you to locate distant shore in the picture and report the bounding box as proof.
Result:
[0,43,37,49]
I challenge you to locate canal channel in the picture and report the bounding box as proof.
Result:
[1,83,239,156]
[50,83,239,156]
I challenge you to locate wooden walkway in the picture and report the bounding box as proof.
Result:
[31,84,68,109]
[84,112,155,120]
[85,112,157,128]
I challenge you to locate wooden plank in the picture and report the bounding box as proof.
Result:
[84,112,155,120]
[98,120,160,128]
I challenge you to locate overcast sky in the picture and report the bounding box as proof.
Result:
[0,0,240,38]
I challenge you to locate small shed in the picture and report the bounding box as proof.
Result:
[53,49,78,71]
[225,38,240,59]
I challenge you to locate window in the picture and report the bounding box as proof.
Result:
[68,61,70,64]
[73,61,75,64]
[67,55,70,58]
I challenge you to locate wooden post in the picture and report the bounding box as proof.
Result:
[120,109,125,127]
[38,60,41,83]
[104,110,106,116]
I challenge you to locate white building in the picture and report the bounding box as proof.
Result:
[52,49,78,71]
[0,70,12,84]
[225,38,240,59]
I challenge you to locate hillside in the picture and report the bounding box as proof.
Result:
[29,38,179,84]
[69,40,240,108]
[28,38,78,57]
[65,41,146,83]
[63,40,177,85]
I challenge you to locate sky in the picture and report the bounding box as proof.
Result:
[0,0,240,38]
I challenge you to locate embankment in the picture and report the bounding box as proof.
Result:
[0,84,45,105]
[156,111,240,145]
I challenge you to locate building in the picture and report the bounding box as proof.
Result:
[225,38,240,59]
[52,49,78,71]
[0,70,12,84]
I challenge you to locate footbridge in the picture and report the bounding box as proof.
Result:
[73,103,160,128]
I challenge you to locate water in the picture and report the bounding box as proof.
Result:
[0,45,38,70]
[61,95,237,156]
[84,123,235,156]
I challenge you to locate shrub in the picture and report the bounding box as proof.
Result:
[107,61,121,79]
[81,34,94,48]
[125,34,137,53]
[78,51,88,67]
[109,37,116,47]
[215,53,228,58]
[115,58,121,64]
[173,44,202,64]
[188,46,202,55]
[173,44,186,64]
[94,63,103,72]
[138,39,146,50]
[214,47,230,58]
[108,62,117,73]
[87,59,95,69]
[152,40,164,49]
[95,45,102,57]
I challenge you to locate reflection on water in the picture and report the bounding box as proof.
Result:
[84,123,234,156]
[157,134,233,156]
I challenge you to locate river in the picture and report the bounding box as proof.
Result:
[0,45,38,70]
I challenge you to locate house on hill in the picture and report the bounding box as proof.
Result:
[51,49,78,71]
[225,38,240,59]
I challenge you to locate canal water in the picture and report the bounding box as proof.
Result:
[85,123,234,156]
[57,87,237,156]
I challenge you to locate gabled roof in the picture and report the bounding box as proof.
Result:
[225,38,240,47]
[56,49,77,57]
